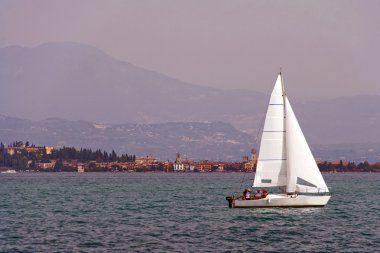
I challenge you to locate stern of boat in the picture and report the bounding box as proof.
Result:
[226,196,234,208]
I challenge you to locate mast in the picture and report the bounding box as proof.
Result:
[280,71,286,126]
[280,72,290,193]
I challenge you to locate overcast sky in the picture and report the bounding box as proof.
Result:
[1,0,379,99]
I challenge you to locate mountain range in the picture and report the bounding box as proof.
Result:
[0,114,255,161]
[0,42,267,135]
[1,114,379,162]
[1,42,380,159]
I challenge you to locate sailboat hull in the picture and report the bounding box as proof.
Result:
[231,194,331,208]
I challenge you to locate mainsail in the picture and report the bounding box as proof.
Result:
[253,74,287,188]
[253,73,329,193]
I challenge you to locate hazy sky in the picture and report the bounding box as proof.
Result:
[1,0,379,99]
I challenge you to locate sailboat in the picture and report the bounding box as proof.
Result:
[226,73,331,208]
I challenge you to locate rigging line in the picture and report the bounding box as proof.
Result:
[237,98,266,194]
[248,98,266,190]
[237,74,269,193]
[238,171,246,195]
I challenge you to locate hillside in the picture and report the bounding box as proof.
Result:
[1,115,380,162]
[0,115,256,161]
[1,42,380,145]
[0,42,266,134]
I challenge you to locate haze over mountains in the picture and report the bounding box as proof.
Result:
[0,42,267,134]
[1,42,380,159]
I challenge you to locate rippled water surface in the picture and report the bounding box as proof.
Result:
[0,172,379,252]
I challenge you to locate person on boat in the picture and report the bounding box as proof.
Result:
[245,189,251,200]
[242,188,248,200]
[262,188,268,198]
[254,189,262,200]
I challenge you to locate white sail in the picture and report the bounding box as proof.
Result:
[253,74,287,188]
[253,73,328,193]
[284,96,329,193]
[229,73,331,208]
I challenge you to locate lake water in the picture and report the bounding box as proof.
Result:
[0,172,379,252]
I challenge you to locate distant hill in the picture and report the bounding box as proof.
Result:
[1,115,379,162]
[1,42,380,145]
[312,142,380,163]
[0,115,257,161]
[293,94,380,145]
[0,42,266,134]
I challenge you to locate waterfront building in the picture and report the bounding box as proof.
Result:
[173,153,185,172]
[242,149,257,171]
[135,156,158,168]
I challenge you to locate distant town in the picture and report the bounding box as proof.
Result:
[0,141,379,173]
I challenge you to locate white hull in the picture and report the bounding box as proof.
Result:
[232,194,331,208]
